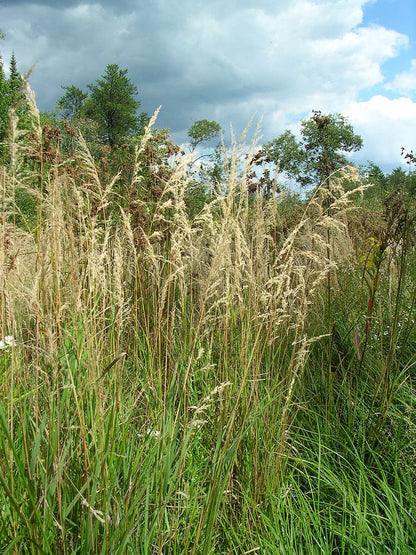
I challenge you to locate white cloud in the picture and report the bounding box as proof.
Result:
[0,0,413,167]
[346,95,416,165]
[387,59,416,95]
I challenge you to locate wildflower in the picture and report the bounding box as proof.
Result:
[0,336,17,349]
[138,428,161,439]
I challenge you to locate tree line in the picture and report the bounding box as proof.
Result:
[1,46,415,205]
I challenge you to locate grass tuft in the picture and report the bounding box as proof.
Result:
[0,92,414,553]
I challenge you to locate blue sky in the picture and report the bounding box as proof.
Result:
[360,0,416,100]
[363,0,415,45]
[0,0,415,169]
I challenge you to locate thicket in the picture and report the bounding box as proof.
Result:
[0,74,415,553]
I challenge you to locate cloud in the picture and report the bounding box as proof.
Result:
[0,0,412,165]
[387,59,416,95]
[346,95,416,165]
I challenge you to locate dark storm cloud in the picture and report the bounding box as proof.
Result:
[1,0,280,137]
[0,0,413,162]
[0,0,129,8]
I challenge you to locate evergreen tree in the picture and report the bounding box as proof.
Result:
[0,48,29,160]
[86,64,141,147]
[0,32,6,135]
[388,167,407,188]
[57,85,88,120]
[0,54,7,148]
[7,51,23,107]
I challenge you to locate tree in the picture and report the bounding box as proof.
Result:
[187,119,225,188]
[357,161,388,201]
[0,50,29,160]
[7,52,22,104]
[263,110,363,188]
[388,167,407,188]
[364,162,387,186]
[188,119,221,150]
[57,85,88,120]
[0,52,7,150]
[7,51,28,127]
[262,129,305,178]
[386,166,416,196]
[0,32,8,152]
[85,64,141,147]
[302,110,363,183]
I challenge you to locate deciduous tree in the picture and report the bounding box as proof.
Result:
[188,119,221,149]
[188,119,226,184]
[262,110,363,189]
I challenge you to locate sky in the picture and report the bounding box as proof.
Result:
[0,0,415,170]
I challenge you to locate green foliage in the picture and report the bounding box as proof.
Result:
[360,161,416,203]
[7,52,22,105]
[185,182,213,219]
[57,84,88,120]
[0,54,7,152]
[364,161,388,187]
[387,166,416,196]
[263,129,305,176]
[98,125,182,213]
[56,65,150,161]
[0,50,29,162]
[188,118,221,149]
[13,187,39,231]
[358,161,388,203]
[389,166,408,188]
[187,120,227,193]
[264,110,363,188]
[301,110,363,182]
[85,64,141,147]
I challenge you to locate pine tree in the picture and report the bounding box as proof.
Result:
[7,51,23,106]
[86,64,140,147]
[0,50,8,156]
[0,49,29,160]
[57,85,88,120]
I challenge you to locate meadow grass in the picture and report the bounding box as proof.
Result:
[0,93,415,553]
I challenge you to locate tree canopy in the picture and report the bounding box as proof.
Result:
[0,50,28,160]
[0,53,8,148]
[86,64,141,147]
[57,85,88,121]
[188,119,221,150]
[58,64,142,148]
[263,110,363,188]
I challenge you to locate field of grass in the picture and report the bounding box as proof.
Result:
[0,92,415,553]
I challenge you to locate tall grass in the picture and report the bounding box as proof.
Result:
[0,89,415,553]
